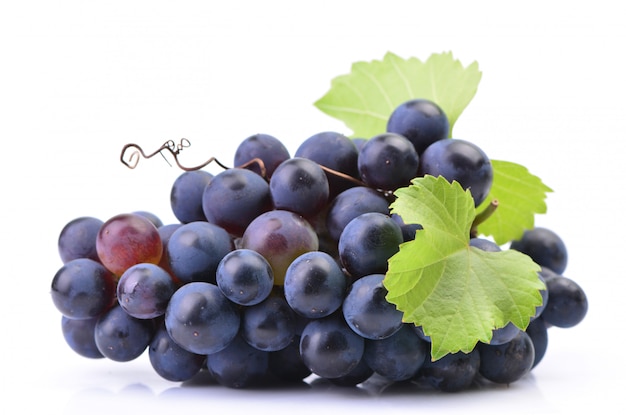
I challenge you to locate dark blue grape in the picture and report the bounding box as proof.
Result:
[386,98,450,155]
[51,258,116,320]
[216,248,274,306]
[133,210,164,228]
[269,157,329,217]
[167,221,234,284]
[338,212,403,279]
[419,138,493,206]
[294,131,360,197]
[206,334,269,388]
[328,356,374,387]
[165,282,240,355]
[342,274,403,340]
[117,263,177,319]
[487,321,522,345]
[202,167,273,236]
[510,227,568,274]
[299,314,364,379]
[170,170,213,224]
[268,335,312,382]
[477,330,535,384]
[284,251,348,319]
[391,213,423,242]
[525,317,549,368]
[326,186,390,242]
[469,237,501,252]
[241,294,297,352]
[363,324,428,381]
[57,216,103,263]
[415,349,480,392]
[61,316,103,359]
[541,273,588,328]
[357,132,419,191]
[149,321,206,382]
[234,133,290,179]
[94,304,155,362]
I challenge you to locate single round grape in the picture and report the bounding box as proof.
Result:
[58,216,103,263]
[216,248,274,306]
[61,316,104,359]
[526,317,549,368]
[294,131,360,197]
[156,223,182,281]
[149,321,206,382]
[165,282,240,355]
[234,133,290,179]
[240,210,319,285]
[418,138,493,206]
[326,186,390,242]
[94,304,155,362]
[170,170,213,223]
[357,132,419,191]
[269,157,330,217]
[96,213,163,277]
[241,294,296,351]
[469,237,501,252]
[338,212,403,279]
[166,221,234,284]
[487,321,522,345]
[205,334,269,388]
[51,258,116,320]
[541,273,588,328]
[284,251,348,319]
[117,263,177,319]
[133,210,163,228]
[299,314,365,379]
[386,98,450,155]
[415,349,480,392]
[342,274,403,340]
[202,167,273,237]
[510,227,568,274]
[478,330,535,384]
[363,324,428,382]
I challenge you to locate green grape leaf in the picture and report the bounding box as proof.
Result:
[476,160,553,245]
[313,51,482,138]
[385,175,545,361]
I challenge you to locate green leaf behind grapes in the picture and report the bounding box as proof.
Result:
[476,160,553,245]
[314,51,482,138]
[385,175,545,361]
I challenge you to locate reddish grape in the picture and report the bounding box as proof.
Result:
[96,213,163,277]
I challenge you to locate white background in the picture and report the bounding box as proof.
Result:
[1,1,623,414]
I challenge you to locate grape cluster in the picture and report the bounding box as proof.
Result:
[51,98,588,393]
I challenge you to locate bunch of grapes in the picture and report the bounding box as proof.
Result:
[51,98,588,392]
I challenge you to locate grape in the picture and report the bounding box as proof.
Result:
[206,334,269,388]
[510,227,568,274]
[328,356,374,387]
[241,294,297,352]
[96,213,163,277]
[338,212,403,279]
[477,330,535,384]
[116,263,177,319]
[469,237,501,252]
[525,317,549,368]
[283,250,348,319]
[294,131,360,197]
[342,274,403,340]
[415,349,480,392]
[61,316,104,359]
[156,223,182,280]
[241,210,319,285]
[170,170,213,223]
[94,304,155,362]
[299,313,365,379]
[149,320,206,382]
[51,258,116,320]
[357,132,420,191]
[133,210,164,228]
[164,281,240,355]
[487,321,521,346]
[216,248,274,306]
[234,133,290,178]
[57,216,103,263]
[268,335,312,382]
[269,157,330,218]
[386,98,450,155]
[166,221,234,284]
[363,324,428,382]
[541,273,588,328]
[418,138,493,206]
[202,167,273,236]
[391,213,423,242]
[325,186,390,242]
